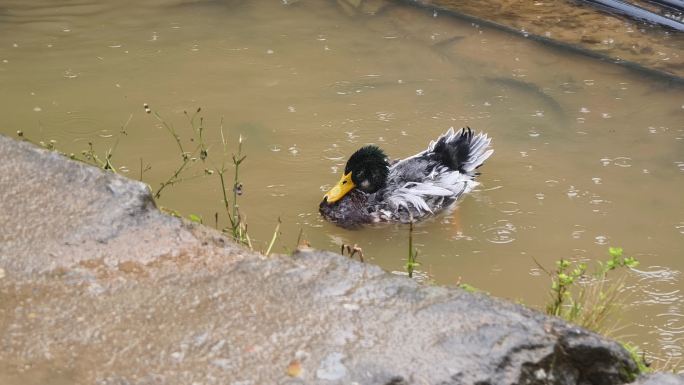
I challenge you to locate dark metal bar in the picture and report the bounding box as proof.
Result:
[646,0,684,12]
[583,0,684,31]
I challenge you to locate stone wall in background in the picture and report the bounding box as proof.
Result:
[337,0,683,79]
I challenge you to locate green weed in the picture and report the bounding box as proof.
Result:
[538,247,638,334]
[406,221,420,278]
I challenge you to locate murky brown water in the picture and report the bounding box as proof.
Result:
[1,0,682,370]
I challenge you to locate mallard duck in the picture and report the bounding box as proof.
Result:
[319,127,493,227]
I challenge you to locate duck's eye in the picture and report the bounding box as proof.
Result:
[342,180,347,185]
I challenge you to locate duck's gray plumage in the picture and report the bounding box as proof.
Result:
[319,127,493,228]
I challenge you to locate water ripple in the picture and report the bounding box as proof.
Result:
[496,201,520,215]
[629,266,684,363]
[482,219,516,244]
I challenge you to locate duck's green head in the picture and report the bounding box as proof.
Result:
[323,145,390,203]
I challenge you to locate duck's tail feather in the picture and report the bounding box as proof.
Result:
[427,127,493,175]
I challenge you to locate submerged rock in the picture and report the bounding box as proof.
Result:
[0,135,672,384]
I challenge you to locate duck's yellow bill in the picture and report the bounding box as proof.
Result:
[324,172,355,203]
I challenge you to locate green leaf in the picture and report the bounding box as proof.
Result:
[459,283,478,293]
[624,257,639,268]
[609,247,623,258]
[188,214,202,223]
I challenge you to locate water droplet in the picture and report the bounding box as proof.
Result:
[416,89,424,96]
[589,195,605,205]
[676,162,684,172]
[613,157,632,167]
[580,107,590,113]
[528,130,540,137]
[601,113,611,119]
[266,49,274,54]
[288,106,296,112]
[345,131,359,141]
[33,106,42,112]
[592,177,602,184]
[672,222,684,235]
[594,235,609,245]
[535,193,545,200]
[376,112,394,122]
[289,145,299,156]
[63,69,79,79]
[483,220,516,244]
[567,186,578,198]
[497,201,520,215]
[571,227,585,239]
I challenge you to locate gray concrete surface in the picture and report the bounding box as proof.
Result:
[1,134,679,384]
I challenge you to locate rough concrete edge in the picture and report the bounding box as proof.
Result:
[398,0,684,85]
[0,134,254,275]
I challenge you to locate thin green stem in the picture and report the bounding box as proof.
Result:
[265,217,281,257]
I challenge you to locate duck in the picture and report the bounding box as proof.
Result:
[319,127,493,227]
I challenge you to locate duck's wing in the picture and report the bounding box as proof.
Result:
[380,127,493,218]
[421,127,493,175]
[383,159,472,216]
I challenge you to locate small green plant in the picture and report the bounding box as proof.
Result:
[622,342,651,376]
[150,107,209,199]
[265,217,282,257]
[406,221,420,278]
[538,247,639,334]
[215,126,252,248]
[458,283,479,293]
[188,214,203,224]
[19,105,282,255]
[16,114,132,172]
